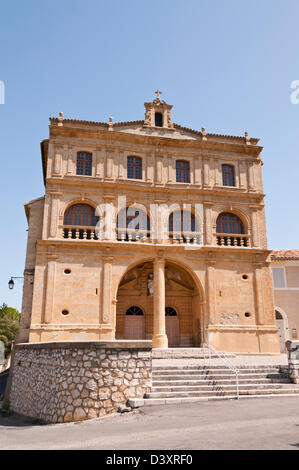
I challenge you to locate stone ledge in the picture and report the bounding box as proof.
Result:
[14,340,152,350]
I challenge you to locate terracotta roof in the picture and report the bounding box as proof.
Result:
[271,250,299,260]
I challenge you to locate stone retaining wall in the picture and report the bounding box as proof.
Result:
[8,341,152,423]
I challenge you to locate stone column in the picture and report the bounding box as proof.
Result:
[66,146,73,175]
[206,261,216,325]
[49,191,62,238]
[152,255,168,348]
[101,255,113,325]
[203,203,213,245]
[250,205,259,248]
[203,158,210,187]
[96,147,104,178]
[253,263,265,325]
[44,255,57,324]
[248,161,255,191]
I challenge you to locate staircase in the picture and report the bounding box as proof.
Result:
[140,364,299,405]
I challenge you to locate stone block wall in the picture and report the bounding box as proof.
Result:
[8,341,152,423]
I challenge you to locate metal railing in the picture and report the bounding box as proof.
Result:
[204,345,240,399]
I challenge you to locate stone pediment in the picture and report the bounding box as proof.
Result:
[115,123,199,140]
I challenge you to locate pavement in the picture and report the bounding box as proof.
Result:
[1,396,299,450]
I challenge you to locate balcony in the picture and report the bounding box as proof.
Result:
[215,232,250,247]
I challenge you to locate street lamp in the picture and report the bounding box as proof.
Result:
[8,277,24,290]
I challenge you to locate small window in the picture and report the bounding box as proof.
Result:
[222,164,235,187]
[155,112,163,127]
[127,156,142,179]
[275,310,283,320]
[62,310,69,316]
[165,307,178,316]
[272,268,286,288]
[125,306,144,316]
[76,152,92,176]
[176,160,190,183]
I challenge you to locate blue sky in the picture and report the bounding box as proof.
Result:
[1,0,299,310]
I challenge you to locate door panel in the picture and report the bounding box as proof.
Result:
[124,316,146,340]
[166,316,180,347]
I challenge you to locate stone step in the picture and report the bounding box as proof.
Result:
[152,348,236,359]
[145,387,299,399]
[128,393,299,408]
[153,364,283,372]
[152,371,286,379]
[153,377,291,386]
[151,383,294,392]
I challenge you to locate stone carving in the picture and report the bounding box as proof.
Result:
[219,313,240,325]
[147,273,154,296]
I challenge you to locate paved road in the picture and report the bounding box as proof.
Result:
[1,397,299,450]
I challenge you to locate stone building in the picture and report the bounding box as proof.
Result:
[18,92,280,354]
[271,250,299,352]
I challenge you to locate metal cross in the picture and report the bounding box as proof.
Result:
[155,89,162,100]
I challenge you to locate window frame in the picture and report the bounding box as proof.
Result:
[127,156,143,180]
[216,212,244,234]
[176,160,190,183]
[222,164,236,187]
[76,151,93,176]
[64,204,98,227]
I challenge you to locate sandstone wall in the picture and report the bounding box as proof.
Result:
[9,341,152,423]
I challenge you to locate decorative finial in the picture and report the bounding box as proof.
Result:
[245,131,250,145]
[155,89,162,100]
[202,127,207,141]
[58,111,63,127]
[108,116,113,131]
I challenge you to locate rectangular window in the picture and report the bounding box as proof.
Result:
[222,164,235,186]
[272,267,286,288]
[127,156,142,179]
[176,160,190,183]
[76,152,92,176]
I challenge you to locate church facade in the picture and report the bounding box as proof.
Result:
[18,92,280,354]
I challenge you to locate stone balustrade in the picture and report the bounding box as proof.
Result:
[216,232,250,247]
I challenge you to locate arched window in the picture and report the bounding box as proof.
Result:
[76,152,92,176]
[125,306,144,316]
[117,207,150,241]
[216,213,244,234]
[127,156,142,179]
[155,112,163,127]
[165,307,178,317]
[169,210,196,233]
[64,204,98,226]
[275,310,283,320]
[222,164,235,186]
[176,160,190,183]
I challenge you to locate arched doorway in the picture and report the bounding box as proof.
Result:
[165,307,180,347]
[275,309,288,353]
[116,259,203,346]
[124,306,146,340]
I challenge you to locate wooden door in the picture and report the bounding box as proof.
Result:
[124,315,146,340]
[166,316,180,347]
[276,319,286,353]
